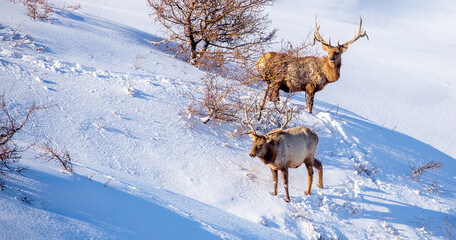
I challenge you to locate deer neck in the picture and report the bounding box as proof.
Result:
[321,56,341,83]
[259,144,277,165]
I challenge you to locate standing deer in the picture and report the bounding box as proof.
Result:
[245,103,323,202]
[257,17,368,113]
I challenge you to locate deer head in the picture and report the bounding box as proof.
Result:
[314,16,369,67]
[245,101,291,162]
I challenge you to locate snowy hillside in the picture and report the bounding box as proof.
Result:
[1,0,455,239]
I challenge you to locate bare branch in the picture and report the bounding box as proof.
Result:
[409,160,444,180]
[34,143,73,172]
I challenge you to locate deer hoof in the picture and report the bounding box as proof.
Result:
[318,184,324,189]
[285,198,291,202]
[306,191,311,195]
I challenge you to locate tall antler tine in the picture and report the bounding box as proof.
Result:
[360,17,369,40]
[282,109,292,129]
[359,17,363,32]
[267,108,293,136]
[342,17,369,46]
[314,15,331,47]
[244,100,257,136]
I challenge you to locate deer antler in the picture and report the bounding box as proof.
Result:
[267,110,292,136]
[244,100,257,136]
[314,16,331,47]
[341,17,369,46]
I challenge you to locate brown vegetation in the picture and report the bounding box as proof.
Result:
[0,94,39,189]
[441,216,456,240]
[34,143,73,172]
[410,160,444,180]
[184,73,242,124]
[24,0,53,20]
[147,0,276,66]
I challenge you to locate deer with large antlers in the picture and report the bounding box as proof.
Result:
[245,103,323,202]
[257,17,369,113]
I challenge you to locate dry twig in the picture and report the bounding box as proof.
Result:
[410,160,443,180]
[34,143,73,172]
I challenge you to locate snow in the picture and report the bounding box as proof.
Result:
[1,0,455,239]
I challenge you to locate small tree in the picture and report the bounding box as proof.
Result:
[147,0,276,66]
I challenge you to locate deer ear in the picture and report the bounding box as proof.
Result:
[340,44,348,53]
[266,135,276,143]
[321,43,331,52]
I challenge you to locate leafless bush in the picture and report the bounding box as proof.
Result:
[413,215,433,235]
[184,73,243,125]
[354,163,378,177]
[24,0,53,20]
[1,24,46,52]
[34,142,73,172]
[147,0,276,66]
[441,216,456,240]
[64,3,81,11]
[409,160,444,180]
[0,94,39,189]
[422,180,442,195]
[125,83,135,97]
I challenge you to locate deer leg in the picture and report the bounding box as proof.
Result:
[305,84,316,113]
[260,87,269,111]
[268,82,281,102]
[281,168,290,202]
[308,94,315,113]
[313,159,324,188]
[258,87,269,120]
[305,162,314,195]
[270,167,278,196]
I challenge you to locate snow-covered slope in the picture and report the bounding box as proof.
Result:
[1,0,455,239]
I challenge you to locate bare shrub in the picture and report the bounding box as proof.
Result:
[20,195,32,204]
[24,0,53,20]
[34,143,73,172]
[184,73,242,125]
[125,83,135,97]
[420,180,442,195]
[441,216,456,240]
[440,216,456,240]
[0,94,39,189]
[147,0,276,66]
[409,160,444,180]
[354,163,378,177]
[65,3,81,11]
